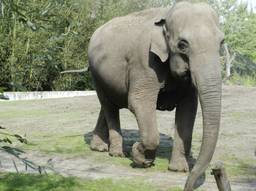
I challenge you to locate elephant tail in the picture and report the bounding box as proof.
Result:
[61,67,90,74]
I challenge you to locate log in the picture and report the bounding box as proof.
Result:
[211,162,232,191]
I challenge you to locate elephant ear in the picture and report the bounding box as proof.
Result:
[150,18,169,63]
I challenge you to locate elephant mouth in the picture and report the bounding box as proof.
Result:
[156,78,192,111]
[171,70,191,83]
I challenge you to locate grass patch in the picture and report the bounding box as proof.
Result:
[168,188,182,191]
[18,116,255,177]
[0,99,85,121]
[227,73,256,87]
[0,173,82,191]
[219,154,256,177]
[0,173,184,191]
[105,155,169,172]
[226,161,256,177]
[24,134,90,155]
[23,132,171,172]
[229,111,256,121]
[151,158,169,171]
[0,109,50,119]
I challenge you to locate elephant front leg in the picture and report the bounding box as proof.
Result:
[169,89,198,172]
[129,96,160,168]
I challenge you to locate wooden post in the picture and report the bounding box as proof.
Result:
[211,162,232,191]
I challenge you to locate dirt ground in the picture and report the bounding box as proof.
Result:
[0,85,255,191]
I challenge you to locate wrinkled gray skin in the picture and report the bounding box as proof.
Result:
[88,2,224,191]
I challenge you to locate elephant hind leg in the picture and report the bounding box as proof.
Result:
[103,103,124,157]
[91,75,124,157]
[90,107,109,152]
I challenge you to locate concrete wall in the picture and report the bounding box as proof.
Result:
[2,91,96,101]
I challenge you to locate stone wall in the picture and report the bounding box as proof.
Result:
[1,91,96,101]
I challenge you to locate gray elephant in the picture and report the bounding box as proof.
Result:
[86,2,224,191]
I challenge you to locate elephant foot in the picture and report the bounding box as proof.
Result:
[109,144,125,157]
[168,157,189,172]
[90,134,108,152]
[168,155,195,172]
[131,142,156,168]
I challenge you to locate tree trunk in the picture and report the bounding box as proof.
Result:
[10,13,17,91]
[224,43,236,79]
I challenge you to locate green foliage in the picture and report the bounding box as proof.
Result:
[0,126,44,173]
[0,126,28,145]
[194,0,256,84]
[0,87,6,93]
[0,0,174,91]
[0,0,256,90]
[217,1,256,82]
[0,0,96,91]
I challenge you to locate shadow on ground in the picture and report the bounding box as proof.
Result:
[84,129,173,159]
[84,129,206,189]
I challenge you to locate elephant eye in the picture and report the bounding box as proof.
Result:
[177,39,189,54]
[219,39,225,54]
[220,39,225,46]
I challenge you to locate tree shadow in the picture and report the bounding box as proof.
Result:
[84,129,173,159]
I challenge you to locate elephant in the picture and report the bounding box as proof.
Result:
[87,1,224,191]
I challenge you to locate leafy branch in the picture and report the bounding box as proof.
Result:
[0,126,52,174]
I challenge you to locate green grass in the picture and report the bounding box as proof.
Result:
[14,121,256,177]
[219,154,256,177]
[2,97,255,188]
[168,188,182,191]
[0,100,49,119]
[107,156,169,172]
[23,132,170,172]
[229,111,256,121]
[0,109,50,119]
[0,173,183,191]
[0,99,85,121]
[24,134,90,155]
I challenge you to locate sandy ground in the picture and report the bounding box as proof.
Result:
[0,85,255,190]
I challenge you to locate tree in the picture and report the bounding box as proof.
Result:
[0,0,255,91]
[198,0,256,79]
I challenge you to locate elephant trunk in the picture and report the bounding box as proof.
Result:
[184,53,222,191]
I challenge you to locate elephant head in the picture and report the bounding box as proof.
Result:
[150,2,224,190]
